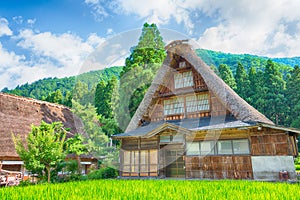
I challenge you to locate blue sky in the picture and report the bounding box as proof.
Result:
[1,0,300,90]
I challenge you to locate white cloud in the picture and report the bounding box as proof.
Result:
[16,29,103,68]
[0,18,13,37]
[84,0,108,22]
[106,28,114,35]
[195,0,300,57]
[0,29,105,89]
[104,0,300,57]
[0,43,24,70]
[112,0,195,34]
[27,18,36,26]
[12,16,23,24]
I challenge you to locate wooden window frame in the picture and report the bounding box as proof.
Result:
[122,149,158,177]
[174,71,194,89]
[186,139,250,156]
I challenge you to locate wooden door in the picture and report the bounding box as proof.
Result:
[165,150,185,178]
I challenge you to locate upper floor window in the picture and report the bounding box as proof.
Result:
[164,97,184,115]
[186,94,210,113]
[174,71,193,89]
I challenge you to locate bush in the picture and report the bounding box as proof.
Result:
[295,165,300,171]
[87,167,118,180]
[18,179,34,187]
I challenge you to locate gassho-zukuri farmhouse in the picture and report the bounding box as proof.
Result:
[0,93,97,175]
[113,40,300,181]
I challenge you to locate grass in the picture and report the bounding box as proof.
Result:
[1,179,300,200]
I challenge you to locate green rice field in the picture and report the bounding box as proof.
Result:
[1,179,299,200]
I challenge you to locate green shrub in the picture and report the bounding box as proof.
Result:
[295,165,300,171]
[87,167,118,179]
[18,179,34,187]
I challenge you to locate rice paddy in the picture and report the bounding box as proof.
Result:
[1,179,299,200]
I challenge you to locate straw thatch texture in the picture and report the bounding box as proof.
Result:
[0,92,84,159]
[126,40,273,132]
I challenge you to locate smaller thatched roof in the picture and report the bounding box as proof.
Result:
[0,92,84,160]
[125,40,273,133]
[113,115,254,139]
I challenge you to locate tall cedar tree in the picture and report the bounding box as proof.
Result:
[95,76,121,137]
[286,65,300,128]
[262,60,286,125]
[235,62,250,100]
[13,121,67,183]
[118,23,166,130]
[95,80,109,117]
[218,64,237,90]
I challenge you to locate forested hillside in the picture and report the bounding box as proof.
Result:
[2,66,123,105]
[196,49,296,75]
[2,47,300,130]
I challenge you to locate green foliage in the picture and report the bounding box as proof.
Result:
[286,65,300,128]
[196,49,295,73]
[65,134,88,156]
[12,121,67,183]
[2,66,123,107]
[218,64,237,90]
[2,180,300,199]
[71,100,109,157]
[235,62,250,100]
[261,60,286,124]
[99,117,122,138]
[17,179,34,187]
[65,134,88,174]
[95,76,119,119]
[118,22,166,130]
[87,167,118,180]
[45,89,63,104]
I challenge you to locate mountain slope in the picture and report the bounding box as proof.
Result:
[2,49,300,101]
[2,66,123,100]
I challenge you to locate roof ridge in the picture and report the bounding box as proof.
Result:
[0,92,70,110]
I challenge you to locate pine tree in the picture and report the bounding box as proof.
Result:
[118,23,166,130]
[247,67,264,108]
[262,59,286,125]
[235,62,250,100]
[218,64,237,90]
[94,81,108,116]
[286,65,300,128]
[94,76,119,119]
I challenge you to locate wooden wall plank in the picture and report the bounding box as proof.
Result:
[185,155,253,179]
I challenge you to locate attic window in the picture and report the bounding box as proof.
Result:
[174,71,193,89]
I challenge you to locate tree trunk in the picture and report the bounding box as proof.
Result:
[76,155,82,174]
[46,166,51,183]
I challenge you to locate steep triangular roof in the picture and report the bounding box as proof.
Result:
[0,92,84,159]
[126,40,273,132]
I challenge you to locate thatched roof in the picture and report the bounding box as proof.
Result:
[0,92,84,160]
[125,40,273,133]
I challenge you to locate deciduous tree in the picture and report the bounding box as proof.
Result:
[13,121,67,183]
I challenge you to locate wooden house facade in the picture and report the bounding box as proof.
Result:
[0,93,96,175]
[113,40,299,181]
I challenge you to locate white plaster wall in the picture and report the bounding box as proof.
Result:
[251,156,296,180]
